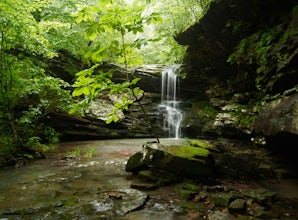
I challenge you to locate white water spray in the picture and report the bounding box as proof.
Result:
[159,64,183,138]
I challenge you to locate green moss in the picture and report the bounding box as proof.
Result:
[179,182,201,191]
[179,201,209,211]
[191,100,218,123]
[176,188,197,200]
[238,114,255,126]
[186,139,213,149]
[160,145,210,159]
[197,105,218,122]
[186,139,222,153]
[227,10,298,89]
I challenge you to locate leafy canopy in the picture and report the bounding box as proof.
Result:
[69,0,210,122]
[70,0,161,123]
[0,0,211,158]
[0,0,72,155]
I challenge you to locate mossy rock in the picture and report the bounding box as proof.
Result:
[175,183,200,200]
[125,151,148,173]
[142,143,215,178]
[158,144,210,159]
[180,201,209,212]
[208,192,234,207]
[138,170,177,185]
[186,139,223,153]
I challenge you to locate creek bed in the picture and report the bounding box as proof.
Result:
[0,138,297,219]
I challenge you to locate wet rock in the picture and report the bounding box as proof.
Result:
[207,210,233,220]
[130,181,159,191]
[248,204,268,218]
[115,189,149,215]
[126,139,280,182]
[243,188,276,205]
[180,201,209,212]
[255,94,298,137]
[142,143,214,177]
[91,199,114,213]
[175,183,201,200]
[213,152,261,178]
[138,169,178,185]
[125,142,215,182]
[152,203,168,211]
[195,191,208,202]
[125,151,147,173]
[248,205,280,220]
[228,198,246,214]
[176,188,198,200]
[208,192,234,207]
[81,189,149,217]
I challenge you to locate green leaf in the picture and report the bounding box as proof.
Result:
[86,30,98,41]
[76,64,100,77]
[106,117,113,124]
[72,87,90,96]
[133,87,144,96]
[131,77,141,85]
[112,115,119,122]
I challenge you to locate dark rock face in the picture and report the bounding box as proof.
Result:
[175,0,298,145]
[176,0,295,99]
[255,94,298,136]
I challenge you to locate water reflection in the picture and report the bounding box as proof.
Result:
[0,138,186,219]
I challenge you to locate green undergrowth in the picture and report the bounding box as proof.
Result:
[66,145,96,158]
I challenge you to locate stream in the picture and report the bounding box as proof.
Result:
[0,138,297,219]
[0,138,189,220]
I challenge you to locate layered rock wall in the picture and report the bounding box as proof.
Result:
[175,0,298,144]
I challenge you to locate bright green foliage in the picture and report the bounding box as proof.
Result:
[84,145,96,158]
[70,62,143,124]
[137,0,211,64]
[72,0,161,65]
[67,146,81,158]
[70,0,158,122]
[0,0,211,159]
[66,145,96,158]
[72,64,112,97]
[0,0,72,157]
[69,0,210,123]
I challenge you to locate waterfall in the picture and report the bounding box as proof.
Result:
[159,64,183,138]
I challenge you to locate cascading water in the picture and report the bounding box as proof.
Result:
[159,64,183,139]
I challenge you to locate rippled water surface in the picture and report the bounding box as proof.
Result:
[0,138,187,219]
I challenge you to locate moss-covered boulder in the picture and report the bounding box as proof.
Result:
[125,142,215,181]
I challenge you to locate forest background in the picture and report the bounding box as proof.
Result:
[0,0,210,160]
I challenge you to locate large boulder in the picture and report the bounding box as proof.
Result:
[254,93,298,165]
[126,142,215,182]
[255,93,298,136]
